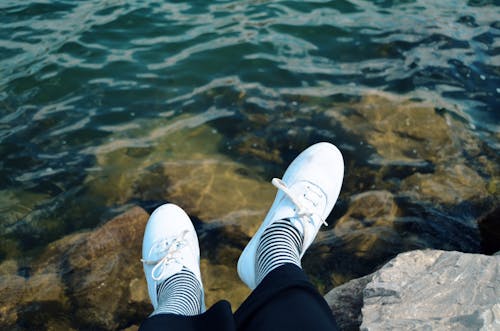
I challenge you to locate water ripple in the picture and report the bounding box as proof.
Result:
[0,0,498,254]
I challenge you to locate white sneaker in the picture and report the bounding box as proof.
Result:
[237,142,344,289]
[141,203,205,311]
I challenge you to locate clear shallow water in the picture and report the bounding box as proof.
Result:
[0,0,499,281]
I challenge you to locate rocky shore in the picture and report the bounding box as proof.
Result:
[1,206,498,330]
[1,93,499,330]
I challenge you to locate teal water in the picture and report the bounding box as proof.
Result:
[0,0,499,304]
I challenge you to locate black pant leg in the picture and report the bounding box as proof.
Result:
[234,263,340,331]
[139,300,236,331]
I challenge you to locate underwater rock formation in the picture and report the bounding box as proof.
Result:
[306,190,405,287]
[149,158,275,238]
[326,93,494,205]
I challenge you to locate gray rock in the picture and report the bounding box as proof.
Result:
[361,250,500,331]
[324,274,374,331]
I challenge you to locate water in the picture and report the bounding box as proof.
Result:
[0,0,499,327]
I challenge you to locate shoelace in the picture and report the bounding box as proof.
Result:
[271,178,328,226]
[141,230,189,281]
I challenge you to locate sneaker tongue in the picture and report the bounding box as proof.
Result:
[156,261,183,281]
[289,218,305,237]
[272,204,296,223]
[272,204,305,235]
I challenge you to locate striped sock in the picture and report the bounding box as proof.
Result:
[152,267,202,316]
[255,219,304,285]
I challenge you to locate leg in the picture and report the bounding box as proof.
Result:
[235,263,339,331]
[236,142,344,330]
[139,204,236,331]
[140,300,235,331]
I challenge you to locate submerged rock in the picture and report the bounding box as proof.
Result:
[150,158,275,238]
[85,122,228,207]
[86,122,276,239]
[308,190,417,287]
[0,251,71,329]
[401,164,489,205]
[327,94,455,165]
[333,190,400,233]
[326,93,494,205]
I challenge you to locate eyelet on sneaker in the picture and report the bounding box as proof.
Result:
[142,231,190,282]
[271,178,328,227]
